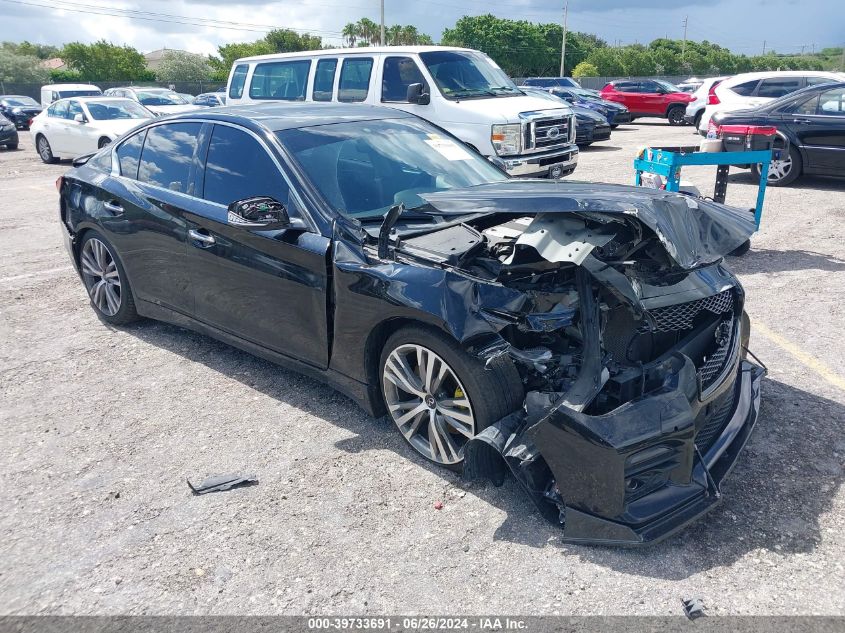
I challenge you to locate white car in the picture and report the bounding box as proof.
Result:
[103,87,198,115]
[697,70,845,134]
[30,97,154,162]
[683,76,729,128]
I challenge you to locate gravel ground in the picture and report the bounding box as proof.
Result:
[1,120,844,616]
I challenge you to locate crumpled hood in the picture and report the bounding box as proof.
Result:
[420,181,756,270]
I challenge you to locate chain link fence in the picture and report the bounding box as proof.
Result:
[0,81,227,100]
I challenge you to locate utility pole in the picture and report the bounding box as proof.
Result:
[762,40,767,55]
[559,0,569,77]
[681,15,688,60]
[380,0,385,46]
[841,44,845,71]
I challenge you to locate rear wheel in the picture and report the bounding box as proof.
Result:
[380,325,523,471]
[693,110,703,129]
[667,105,686,126]
[36,134,57,163]
[79,231,139,325]
[751,141,801,186]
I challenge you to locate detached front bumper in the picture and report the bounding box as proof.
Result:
[501,145,579,178]
[466,355,765,546]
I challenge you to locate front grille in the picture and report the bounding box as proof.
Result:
[699,317,734,388]
[648,290,734,332]
[695,380,737,454]
[529,115,573,151]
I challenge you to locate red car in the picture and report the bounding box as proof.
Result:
[600,79,694,125]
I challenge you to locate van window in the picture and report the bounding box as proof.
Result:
[313,59,337,102]
[138,122,202,193]
[338,58,373,103]
[381,57,426,102]
[249,60,311,100]
[229,64,249,99]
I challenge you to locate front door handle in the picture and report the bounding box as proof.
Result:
[103,200,124,215]
[792,118,812,124]
[188,229,216,247]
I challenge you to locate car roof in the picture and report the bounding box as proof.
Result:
[235,45,473,63]
[51,96,137,104]
[42,83,100,90]
[723,70,845,85]
[0,95,36,99]
[163,103,416,131]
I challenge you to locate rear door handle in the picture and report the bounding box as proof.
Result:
[792,118,812,124]
[103,200,123,215]
[188,229,216,247]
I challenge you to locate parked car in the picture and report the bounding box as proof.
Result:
[522,87,611,146]
[683,76,729,129]
[522,77,582,89]
[226,46,579,179]
[0,95,43,129]
[600,79,694,125]
[677,77,704,93]
[194,92,226,107]
[40,83,102,107]
[714,81,845,186]
[697,70,845,134]
[547,86,632,127]
[30,97,154,162]
[59,103,764,545]
[176,92,196,104]
[103,87,197,115]
[0,114,19,149]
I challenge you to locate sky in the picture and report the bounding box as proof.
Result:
[0,0,843,59]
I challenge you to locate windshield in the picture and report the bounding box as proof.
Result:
[4,96,39,107]
[137,91,186,106]
[419,51,521,100]
[58,90,101,99]
[654,80,681,93]
[86,99,153,120]
[276,118,507,219]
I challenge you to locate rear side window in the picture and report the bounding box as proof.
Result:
[807,76,835,86]
[48,101,68,118]
[116,131,145,179]
[202,124,290,206]
[138,122,203,193]
[313,59,337,102]
[338,58,373,102]
[613,82,637,92]
[381,57,426,102]
[229,64,249,99]
[730,79,760,96]
[757,78,802,98]
[249,60,311,100]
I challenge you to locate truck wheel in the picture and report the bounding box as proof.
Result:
[380,325,523,471]
[667,105,686,126]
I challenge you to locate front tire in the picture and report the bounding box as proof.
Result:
[79,231,139,325]
[36,134,57,163]
[380,325,523,471]
[667,105,686,126]
[751,142,802,187]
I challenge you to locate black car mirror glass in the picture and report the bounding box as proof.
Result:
[227,196,291,230]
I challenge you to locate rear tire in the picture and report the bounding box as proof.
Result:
[78,230,139,325]
[36,134,57,163]
[667,105,686,126]
[379,325,524,471]
[751,142,801,187]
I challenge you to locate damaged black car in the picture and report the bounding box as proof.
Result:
[58,104,764,545]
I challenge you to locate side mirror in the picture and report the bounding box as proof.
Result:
[74,113,87,123]
[406,83,430,105]
[227,196,290,230]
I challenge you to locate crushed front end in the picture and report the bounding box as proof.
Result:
[412,182,766,545]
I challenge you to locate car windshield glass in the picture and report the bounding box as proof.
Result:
[276,118,507,219]
[57,90,101,99]
[86,100,153,120]
[654,80,681,93]
[4,97,39,106]
[138,91,185,106]
[419,50,520,100]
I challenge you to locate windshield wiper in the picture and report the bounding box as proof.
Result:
[489,86,520,93]
[449,89,495,98]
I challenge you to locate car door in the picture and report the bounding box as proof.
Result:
[185,122,330,368]
[787,86,845,173]
[64,100,96,156]
[96,122,202,316]
[637,81,666,115]
[43,100,72,153]
[378,55,431,118]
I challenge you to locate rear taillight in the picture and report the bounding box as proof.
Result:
[55,176,63,193]
[707,81,723,105]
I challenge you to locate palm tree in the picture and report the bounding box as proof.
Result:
[341,22,358,48]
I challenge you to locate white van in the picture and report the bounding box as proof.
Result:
[40,83,102,108]
[226,46,578,178]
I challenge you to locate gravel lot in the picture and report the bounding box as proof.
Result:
[1,120,844,616]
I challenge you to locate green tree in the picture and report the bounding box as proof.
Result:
[263,29,322,53]
[60,40,147,81]
[209,41,273,78]
[571,61,599,78]
[442,14,548,76]
[155,50,212,82]
[585,47,625,76]
[0,48,50,82]
[5,41,60,60]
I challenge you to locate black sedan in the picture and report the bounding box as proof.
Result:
[0,114,18,149]
[570,104,612,147]
[714,81,845,186]
[59,104,764,545]
[0,95,42,129]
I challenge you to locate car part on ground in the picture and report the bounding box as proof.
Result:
[59,103,765,545]
[187,473,259,494]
